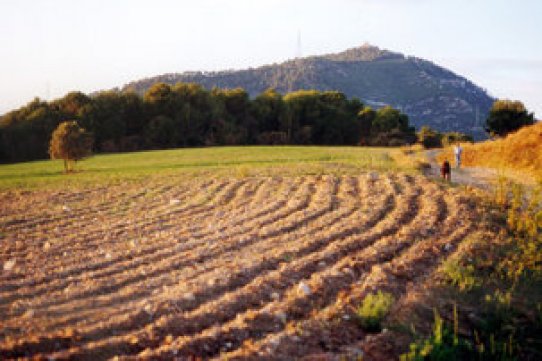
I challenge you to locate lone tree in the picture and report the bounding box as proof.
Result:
[49,121,93,173]
[485,100,535,137]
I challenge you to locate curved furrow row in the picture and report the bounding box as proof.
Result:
[0,178,272,300]
[0,174,366,358]
[1,178,322,327]
[31,177,346,330]
[0,176,318,357]
[133,177,433,359]
[0,175,483,361]
[0,181,179,236]
[0,178,317,325]
[40,177,365,333]
[0,178,267,309]
[43,175,410,359]
[0,185,116,221]
[0,180,229,294]
[0,178,242,291]
[215,183,473,360]
[0,180,205,266]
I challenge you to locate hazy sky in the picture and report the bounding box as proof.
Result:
[1,0,541,117]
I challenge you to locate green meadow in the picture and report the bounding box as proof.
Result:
[0,146,412,190]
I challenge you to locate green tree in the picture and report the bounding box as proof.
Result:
[372,106,410,133]
[53,91,91,118]
[49,121,93,173]
[417,126,442,148]
[251,88,286,134]
[145,115,178,148]
[370,106,415,146]
[79,91,125,151]
[485,99,535,137]
[357,107,376,144]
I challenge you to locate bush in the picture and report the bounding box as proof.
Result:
[418,126,442,148]
[355,291,394,331]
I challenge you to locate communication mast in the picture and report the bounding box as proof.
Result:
[296,30,302,59]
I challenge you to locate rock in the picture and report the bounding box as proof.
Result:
[3,259,16,271]
[144,304,153,315]
[268,335,282,347]
[164,334,174,344]
[105,253,112,260]
[169,199,181,206]
[297,281,312,296]
[183,293,196,301]
[444,243,453,252]
[275,311,288,323]
[270,292,280,300]
[341,346,364,359]
[43,241,51,250]
[368,172,379,181]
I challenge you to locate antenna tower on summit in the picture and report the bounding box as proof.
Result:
[296,30,302,59]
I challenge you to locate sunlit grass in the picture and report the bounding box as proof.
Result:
[437,122,542,184]
[0,146,416,190]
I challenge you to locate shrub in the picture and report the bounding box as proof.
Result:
[418,126,442,148]
[355,291,394,332]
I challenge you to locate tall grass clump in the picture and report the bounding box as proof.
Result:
[402,307,517,361]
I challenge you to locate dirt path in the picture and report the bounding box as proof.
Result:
[424,149,499,192]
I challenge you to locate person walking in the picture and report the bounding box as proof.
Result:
[453,143,463,169]
[440,160,451,182]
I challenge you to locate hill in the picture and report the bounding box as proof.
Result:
[123,44,495,139]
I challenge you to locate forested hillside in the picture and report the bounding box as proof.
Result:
[123,44,495,139]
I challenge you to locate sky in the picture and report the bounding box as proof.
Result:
[0,0,541,117]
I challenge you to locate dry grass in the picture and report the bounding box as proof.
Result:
[390,145,431,172]
[437,122,542,182]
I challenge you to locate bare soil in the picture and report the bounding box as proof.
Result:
[0,174,486,360]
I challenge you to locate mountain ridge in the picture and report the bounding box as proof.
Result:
[122,44,495,139]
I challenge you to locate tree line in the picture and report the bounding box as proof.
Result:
[0,83,417,163]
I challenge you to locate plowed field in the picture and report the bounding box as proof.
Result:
[0,173,479,360]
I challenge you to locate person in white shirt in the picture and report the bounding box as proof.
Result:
[453,143,463,168]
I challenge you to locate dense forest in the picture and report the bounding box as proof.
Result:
[0,83,417,163]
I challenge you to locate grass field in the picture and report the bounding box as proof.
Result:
[0,146,409,190]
